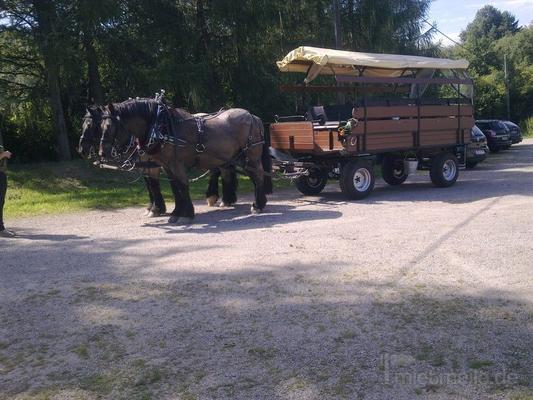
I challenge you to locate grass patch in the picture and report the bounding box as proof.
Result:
[3,159,388,219]
[468,359,494,369]
[78,372,116,395]
[72,344,89,359]
[5,160,290,218]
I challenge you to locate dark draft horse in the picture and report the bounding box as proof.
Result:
[78,104,240,217]
[98,99,272,224]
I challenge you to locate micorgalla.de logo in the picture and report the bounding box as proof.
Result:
[380,353,520,386]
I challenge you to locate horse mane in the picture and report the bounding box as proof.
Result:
[173,107,193,121]
[111,98,159,123]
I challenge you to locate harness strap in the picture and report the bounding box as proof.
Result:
[195,117,206,153]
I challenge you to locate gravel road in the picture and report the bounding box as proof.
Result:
[1,140,532,400]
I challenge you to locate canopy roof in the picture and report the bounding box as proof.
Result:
[277,46,470,83]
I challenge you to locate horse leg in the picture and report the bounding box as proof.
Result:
[246,159,267,214]
[168,166,195,225]
[168,178,182,223]
[143,176,155,216]
[146,168,166,217]
[220,166,238,207]
[205,168,220,207]
[149,172,166,217]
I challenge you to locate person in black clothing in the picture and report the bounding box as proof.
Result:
[0,144,14,237]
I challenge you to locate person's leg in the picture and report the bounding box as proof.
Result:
[0,172,7,231]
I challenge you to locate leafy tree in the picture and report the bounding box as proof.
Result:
[460,5,519,43]
[459,5,520,75]
[0,0,447,162]
[1,0,73,160]
[342,0,435,54]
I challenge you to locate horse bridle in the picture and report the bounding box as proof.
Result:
[81,114,103,159]
[100,112,136,159]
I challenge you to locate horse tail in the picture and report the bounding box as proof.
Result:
[256,117,273,195]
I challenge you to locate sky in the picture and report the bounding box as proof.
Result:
[428,0,533,46]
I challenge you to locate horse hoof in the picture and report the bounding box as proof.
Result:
[143,209,151,216]
[251,206,262,215]
[168,215,179,224]
[177,217,194,225]
[207,195,219,207]
[148,211,161,218]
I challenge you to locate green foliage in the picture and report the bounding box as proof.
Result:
[0,0,437,162]
[520,117,533,138]
[460,5,519,43]
[452,5,532,124]
[474,73,506,120]
[4,160,291,217]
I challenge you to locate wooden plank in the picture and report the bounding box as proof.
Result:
[270,122,315,151]
[366,142,412,152]
[366,134,413,151]
[314,130,344,151]
[353,104,474,120]
[419,130,457,146]
[352,119,418,135]
[419,116,474,131]
[420,105,473,117]
[353,106,417,119]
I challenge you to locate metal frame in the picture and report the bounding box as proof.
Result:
[336,76,473,85]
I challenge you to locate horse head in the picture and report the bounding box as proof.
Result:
[78,105,103,159]
[99,102,130,160]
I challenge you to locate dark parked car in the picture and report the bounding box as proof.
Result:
[466,125,489,168]
[502,121,523,144]
[475,120,512,152]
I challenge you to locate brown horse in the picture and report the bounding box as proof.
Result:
[99,99,272,224]
[78,104,238,217]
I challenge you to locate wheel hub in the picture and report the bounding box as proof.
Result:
[353,168,371,192]
[442,160,457,181]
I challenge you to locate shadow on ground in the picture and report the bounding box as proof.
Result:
[306,143,533,206]
[142,203,343,234]
[0,236,531,400]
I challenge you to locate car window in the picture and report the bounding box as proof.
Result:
[504,122,517,130]
[491,121,506,130]
[472,126,484,137]
[476,122,489,129]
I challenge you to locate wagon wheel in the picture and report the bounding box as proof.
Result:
[339,160,375,200]
[430,153,459,187]
[382,155,408,186]
[295,167,328,196]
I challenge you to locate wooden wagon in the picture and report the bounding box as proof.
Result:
[270,47,475,199]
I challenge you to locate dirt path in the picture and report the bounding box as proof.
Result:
[1,141,532,400]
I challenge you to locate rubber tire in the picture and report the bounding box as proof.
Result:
[465,161,478,169]
[489,145,500,153]
[339,160,375,200]
[382,155,408,186]
[430,153,459,188]
[295,168,328,195]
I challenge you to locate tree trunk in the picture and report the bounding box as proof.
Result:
[196,0,221,109]
[32,0,71,161]
[348,0,355,48]
[332,0,342,49]
[83,33,105,105]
